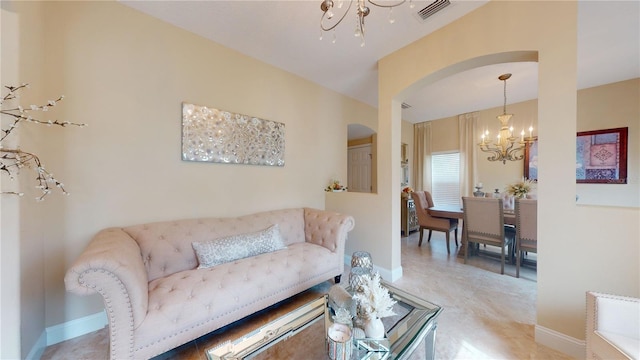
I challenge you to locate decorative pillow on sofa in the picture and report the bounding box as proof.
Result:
[192,224,287,269]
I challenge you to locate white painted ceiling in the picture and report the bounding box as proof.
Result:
[121,0,639,132]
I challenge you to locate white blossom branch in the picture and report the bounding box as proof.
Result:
[1,84,85,200]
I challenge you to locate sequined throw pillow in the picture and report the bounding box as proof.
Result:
[192,224,287,269]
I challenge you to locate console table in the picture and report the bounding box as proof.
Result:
[401,197,419,236]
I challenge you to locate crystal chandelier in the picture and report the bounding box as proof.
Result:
[478,73,536,164]
[319,0,414,47]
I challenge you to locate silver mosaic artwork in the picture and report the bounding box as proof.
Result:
[182,103,285,166]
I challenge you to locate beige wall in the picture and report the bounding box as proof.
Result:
[2,1,49,357]
[3,1,378,355]
[374,1,637,357]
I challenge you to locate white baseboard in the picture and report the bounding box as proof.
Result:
[378,265,403,282]
[25,331,46,360]
[46,310,107,346]
[535,324,585,359]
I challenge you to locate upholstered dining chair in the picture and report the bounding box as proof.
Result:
[515,198,537,278]
[411,191,458,254]
[462,197,510,275]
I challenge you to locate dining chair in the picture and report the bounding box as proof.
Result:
[411,191,459,254]
[515,198,537,278]
[462,196,511,275]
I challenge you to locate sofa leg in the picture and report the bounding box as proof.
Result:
[334,275,341,284]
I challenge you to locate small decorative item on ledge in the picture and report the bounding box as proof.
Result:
[325,179,347,192]
[401,186,413,199]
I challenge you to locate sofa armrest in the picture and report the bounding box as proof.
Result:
[64,228,149,358]
[303,208,355,254]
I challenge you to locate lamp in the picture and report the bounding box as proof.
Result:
[319,0,414,47]
[478,73,536,164]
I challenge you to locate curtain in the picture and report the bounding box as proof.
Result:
[413,121,432,192]
[458,112,479,197]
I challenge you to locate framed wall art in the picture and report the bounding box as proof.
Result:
[576,127,627,184]
[181,103,285,166]
[524,139,538,181]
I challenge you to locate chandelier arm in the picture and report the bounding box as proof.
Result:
[478,145,502,160]
[321,0,354,32]
[505,146,525,161]
[367,0,406,8]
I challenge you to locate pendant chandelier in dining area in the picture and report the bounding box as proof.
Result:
[478,73,536,164]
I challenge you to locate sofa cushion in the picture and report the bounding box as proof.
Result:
[192,224,286,269]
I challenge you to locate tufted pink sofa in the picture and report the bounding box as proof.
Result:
[65,207,354,359]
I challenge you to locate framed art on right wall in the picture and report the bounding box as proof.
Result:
[524,139,538,181]
[576,127,628,184]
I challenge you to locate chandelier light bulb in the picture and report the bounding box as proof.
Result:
[337,0,344,8]
[327,9,334,19]
[410,0,415,9]
[389,8,395,24]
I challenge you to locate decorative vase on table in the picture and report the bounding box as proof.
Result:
[363,316,385,339]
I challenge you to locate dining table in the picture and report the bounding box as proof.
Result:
[428,205,516,258]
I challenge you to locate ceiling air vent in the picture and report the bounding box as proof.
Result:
[416,0,451,21]
[401,102,412,109]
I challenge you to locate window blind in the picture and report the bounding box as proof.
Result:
[431,152,461,207]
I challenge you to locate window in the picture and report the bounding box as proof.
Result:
[431,152,460,207]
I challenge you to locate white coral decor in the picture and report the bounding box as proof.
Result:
[352,273,396,320]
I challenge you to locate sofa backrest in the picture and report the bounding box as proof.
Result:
[124,208,305,282]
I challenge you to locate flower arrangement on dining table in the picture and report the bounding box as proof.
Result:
[325,179,346,192]
[505,178,536,199]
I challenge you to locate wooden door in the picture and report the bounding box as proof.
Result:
[348,145,372,193]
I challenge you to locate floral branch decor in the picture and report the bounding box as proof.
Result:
[1,84,86,201]
[505,178,535,199]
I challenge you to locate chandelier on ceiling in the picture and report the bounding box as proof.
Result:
[478,73,536,164]
[319,0,414,47]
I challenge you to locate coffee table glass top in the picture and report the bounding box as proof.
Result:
[205,282,442,360]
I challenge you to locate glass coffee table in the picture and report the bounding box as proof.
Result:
[206,282,442,360]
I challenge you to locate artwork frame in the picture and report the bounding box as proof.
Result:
[524,139,538,181]
[181,103,285,167]
[576,127,627,184]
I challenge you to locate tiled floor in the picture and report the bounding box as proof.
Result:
[43,230,573,359]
